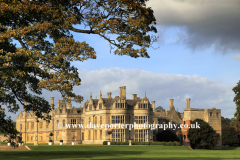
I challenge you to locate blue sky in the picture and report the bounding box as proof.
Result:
[7,0,240,120]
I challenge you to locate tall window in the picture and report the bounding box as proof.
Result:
[39,122,43,129]
[56,132,59,140]
[89,117,91,124]
[89,104,92,110]
[27,122,29,130]
[31,122,34,129]
[99,103,102,109]
[112,129,125,142]
[71,119,76,124]
[134,116,148,124]
[63,119,65,127]
[134,129,148,142]
[100,130,102,140]
[138,103,148,109]
[100,116,102,125]
[88,130,91,140]
[115,103,125,108]
[209,112,212,116]
[46,122,49,128]
[81,118,84,124]
[112,115,125,124]
[95,130,97,140]
[95,116,97,125]
[20,124,22,131]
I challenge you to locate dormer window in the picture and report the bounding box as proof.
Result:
[138,103,148,109]
[115,103,125,108]
[89,104,92,110]
[99,103,102,109]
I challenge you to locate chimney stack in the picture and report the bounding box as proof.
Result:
[67,97,72,109]
[169,99,174,107]
[119,86,126,99]
[132,94,137,100]
[186,98,191,109]
[151,101,155,112]
[107,92,112,99]
[50,97,54,109]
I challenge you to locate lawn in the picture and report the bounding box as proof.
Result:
[0,145,240,160]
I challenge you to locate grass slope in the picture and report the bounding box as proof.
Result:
[0,145,240,160]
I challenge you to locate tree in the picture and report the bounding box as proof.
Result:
[187,119,219,149]
[221,116,231,126]
[156,129,180,142]
[222,124,239,146]
[233,80,240,121]
[0,0,157,144]
[155,106,165,112]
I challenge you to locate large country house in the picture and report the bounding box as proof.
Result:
[16,86,222,149]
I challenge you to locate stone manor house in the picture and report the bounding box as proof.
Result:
[16,86,222,148]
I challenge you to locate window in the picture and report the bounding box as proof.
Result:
[20,124,22,131]
[63,119,65,127]
[71,119,76,125]
[184,135,186,140]
[100,130,102,140]
[31,122,34,129]
[112,129,125,142]
[100,116,102,125]
[56,132,59,140]
[57,120,59,125]
[99,103,102,109]
[112,115,125,124]
[134,116,148,124]
[82,133,84,140]
[89,117,91,124]
[89,104,92,110]
[39,122,43,129]
[46,122,49,128]
[27,122,29,130]
[134,129,148,142]
[138,103,148,109]
[209,112,212,116]
[95,116,97,125]
[115,103,125,108]
[95,130,97,140]
[88,130,91,140]
[81,119,84,124]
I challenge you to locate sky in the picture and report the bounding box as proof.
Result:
[7,0,240,120]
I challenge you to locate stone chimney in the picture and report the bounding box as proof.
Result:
[151,101,155,112]
[169,99,175,110]
[50,97,54,109]
[107,92,112,99]
[119,86,126,99]
[186,98,191,109]
[132,94,137,100]
[67,97,72,109]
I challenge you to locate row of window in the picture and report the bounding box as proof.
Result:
[134,116,149,124]
[88,130,103,140]
[112,115,125,124]
[138,103,148,109]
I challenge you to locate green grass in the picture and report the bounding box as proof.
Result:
[0,145,240,160]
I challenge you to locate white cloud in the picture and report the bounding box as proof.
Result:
[9,68,236,120]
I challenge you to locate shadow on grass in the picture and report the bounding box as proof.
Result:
[0,150,143,159]
[221,146,238,150]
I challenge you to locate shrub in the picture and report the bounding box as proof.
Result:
[60,140,63,142]
[103,141,108,145]
[49,140,53,142]
[156,130,180,142]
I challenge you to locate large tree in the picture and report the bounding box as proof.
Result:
[233,80,240,121]
[0,0,157,143]
[187,119,219,149]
